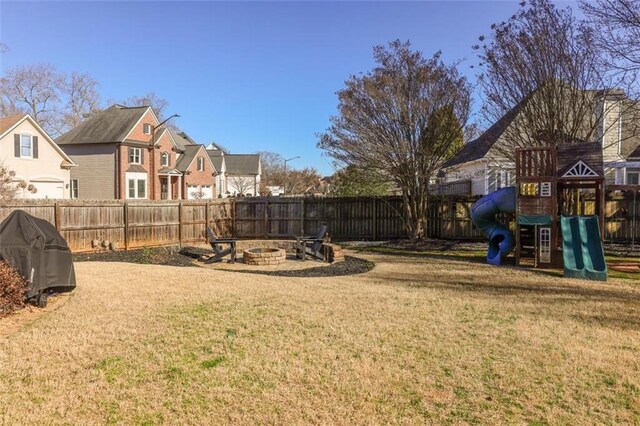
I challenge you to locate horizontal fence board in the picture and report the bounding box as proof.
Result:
[0,193,638,253]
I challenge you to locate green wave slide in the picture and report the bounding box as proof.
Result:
[560,215,608,281]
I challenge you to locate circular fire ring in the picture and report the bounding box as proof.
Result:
[243,247,287,266]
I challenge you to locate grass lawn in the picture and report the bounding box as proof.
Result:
[1,250,639,424]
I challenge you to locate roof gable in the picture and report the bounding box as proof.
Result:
[1,114,76,166]
[0,114,27,138]
[175,145,215,172]
[55,105,151,145]
[561,160,599,178]
[442,103,521,169]
[224,154,261,175]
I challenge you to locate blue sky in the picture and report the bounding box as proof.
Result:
[1,1,570,175]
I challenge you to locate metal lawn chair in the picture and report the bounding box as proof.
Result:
[295,225,328,261]
[205,227,237,263]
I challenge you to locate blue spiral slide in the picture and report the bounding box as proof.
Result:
[470,187,517,265]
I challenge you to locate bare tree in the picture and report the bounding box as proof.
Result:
[228,175,255,196]
[582,0,640,76]
[59,72,101,133]
[0,64,101,136]
[0,64,63,133]
[0,43,8,53]
[318,40,471,239]
[475,0,635,163]
[122,92,170,120]
[257,151,286,195]
[287,167,322,195]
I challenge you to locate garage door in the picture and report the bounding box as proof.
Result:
[32,181,65,199]
[200,185,213,199]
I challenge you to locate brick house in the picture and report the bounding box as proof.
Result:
[56,105,217,199]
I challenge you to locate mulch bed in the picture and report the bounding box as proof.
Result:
[74,246,375,277]
[225,256,374,278]
[74,247,197,268]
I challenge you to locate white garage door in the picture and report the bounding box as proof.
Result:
[32,181,65,199]
[200,185,213,199]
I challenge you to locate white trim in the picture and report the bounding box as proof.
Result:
[183,146,216,173]
[539,227,551,263]
[1,114,76,166]
[562,160,599,178]
[160,151,169,167]
[125,172,148,199]
[19,133,33,158]
[121,107,159,143]
[129,147,142,164]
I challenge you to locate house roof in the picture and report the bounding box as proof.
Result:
[207,150,224,173]
[224,154,260,175]
[1,113,76,166]
[442,104,521,169]
[56,105,151,145]
[0,114,25,137]
[169,129,196,151]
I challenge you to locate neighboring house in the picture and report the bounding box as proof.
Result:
[205,143,261,197]
[0,114,76,199]
[441,90,640,195]
[56,105,216,200]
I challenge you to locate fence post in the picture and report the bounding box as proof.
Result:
[264,199,269,239]
[300,199,305,236]
[54,202,61,230]
[232,199,237,238]
[205,200,210,234]
[178,201,183,248]
[372,198,378,240]
[124,202,129,250]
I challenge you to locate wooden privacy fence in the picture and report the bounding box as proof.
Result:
[234,196,406,240]
[0,194,638,253]
[0,200,234,253]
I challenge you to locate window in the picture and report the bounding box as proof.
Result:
[143,123,152,135]
[197,156,204,171]
[540,182,551,197]
[161,152,169,167]
[126,173,147,199]
[70,179,79,199]
[137,179,146,198]
[539,227,551,263]
[129,148,141,164]
[520,182,538,196]
[627,170,640,185]
[20,134,32,158]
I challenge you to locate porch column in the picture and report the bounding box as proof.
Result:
[167,176,172,200]
[178,175,182,199]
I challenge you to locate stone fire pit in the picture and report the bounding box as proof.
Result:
[243,247,287,266]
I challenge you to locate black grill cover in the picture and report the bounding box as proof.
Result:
[0,210,76,299]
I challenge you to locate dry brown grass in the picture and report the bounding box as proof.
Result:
[1,251,639,425]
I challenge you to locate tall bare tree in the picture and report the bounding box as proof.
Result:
[58,72,101,133]
[0,64,63,132]
[474,0,635,163]
[582,0,640,76]
[0,64,102,136]
[257,151,286,195]
[122,92,170,120]
[318,40,471,239]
